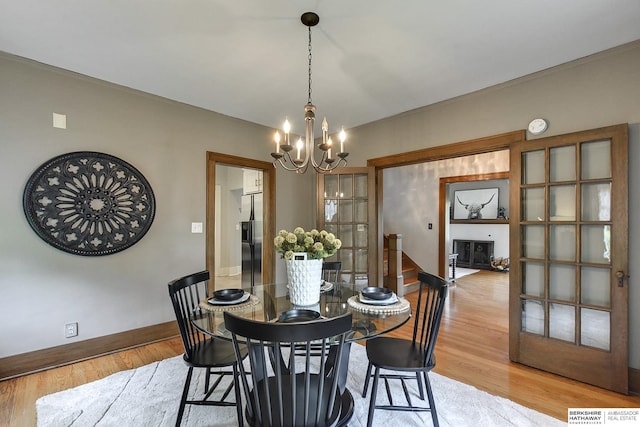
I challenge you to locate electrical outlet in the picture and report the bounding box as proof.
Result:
[65,322,78,338]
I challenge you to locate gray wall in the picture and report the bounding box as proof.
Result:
[0,53,314,357]
[1,40,639,370]
[362,41,640,369]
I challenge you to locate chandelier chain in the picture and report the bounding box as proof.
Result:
[307,25,313,105]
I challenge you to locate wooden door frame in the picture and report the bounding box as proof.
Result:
[367,130,524,280]
[205,152,276,289]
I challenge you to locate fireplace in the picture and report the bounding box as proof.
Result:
[453,240,494,269]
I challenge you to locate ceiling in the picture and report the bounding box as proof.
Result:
[2,1,640,135]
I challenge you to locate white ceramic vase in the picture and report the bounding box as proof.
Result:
[286,252,323,306]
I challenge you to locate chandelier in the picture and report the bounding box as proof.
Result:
[270,12,348,174]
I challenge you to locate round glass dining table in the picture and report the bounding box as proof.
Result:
[191,281,411,343]
[191,281,411,425]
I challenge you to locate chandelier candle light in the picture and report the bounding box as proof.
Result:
[271,12,348,174]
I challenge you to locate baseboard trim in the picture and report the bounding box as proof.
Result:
[630,367,640,395]
[0,321,179,381]
[2,321,639,395]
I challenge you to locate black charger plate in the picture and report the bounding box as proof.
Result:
[213,288,245,301]
[278,309,321,323]
[361,287,393,300]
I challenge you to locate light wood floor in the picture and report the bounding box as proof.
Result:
[422,270,640,421]
[2,270,638,426]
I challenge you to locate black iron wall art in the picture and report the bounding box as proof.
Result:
[23,151,156,256]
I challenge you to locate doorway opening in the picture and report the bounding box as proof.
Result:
[206,152,275,291]
[441,172,509,279]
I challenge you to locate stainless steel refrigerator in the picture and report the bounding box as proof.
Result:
[240,193,262,291]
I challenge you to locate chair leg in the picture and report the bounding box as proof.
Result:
[176,367,193,426]
[204,367,211,393]
[232,363,244,427]
[362,362,373,397]
[415,371,425,400]
[424,373,439,427]
[366,367,380,427]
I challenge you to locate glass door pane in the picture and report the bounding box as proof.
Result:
[340,175,353,198]
[522,261,544,297]
[318,170,372,285]
[522,300,544,335]
[354,174,368,197]
[522,150,545,184]
[522,187,545,221]
[339,199,353,222]
[522,225,544,258]
[581,183,611,221]
[338,225,353,247]
[325,200,338,222]
[549,264,576,302]
[581,225,610,263]
[580,266,611,307]
[549,303,575,342]
[549,225,576,261]
[581,140,611,180]
[549,185,575,221]
[581,309,610,351]
[354,223,368,247]
[550,145,576,182]
[324,175,339,198]
[355,199,368,222]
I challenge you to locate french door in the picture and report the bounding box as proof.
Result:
[317,167,376,285]
[509,124,628,393]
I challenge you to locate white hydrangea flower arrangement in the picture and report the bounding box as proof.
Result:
[274,227,341,260]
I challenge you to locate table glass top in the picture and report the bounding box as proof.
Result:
[191,281,411,342]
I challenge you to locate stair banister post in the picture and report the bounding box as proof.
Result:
[387,234,404,297]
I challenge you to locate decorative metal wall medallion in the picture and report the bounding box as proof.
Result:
[23,151,156,256]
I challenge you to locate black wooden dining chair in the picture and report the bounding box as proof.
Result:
[361,271,448,427]
[224,311,354,427]
[322,261,342,283]
[168,270,247,426]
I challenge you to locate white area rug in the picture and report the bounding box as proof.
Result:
[450,266,480,279]
[36,343,564,427]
